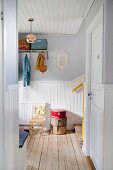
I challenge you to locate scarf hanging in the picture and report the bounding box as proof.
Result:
[22,54,31,87]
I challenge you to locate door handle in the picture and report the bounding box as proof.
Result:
[88,92,94,96]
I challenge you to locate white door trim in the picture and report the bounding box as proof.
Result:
[0,0,4,168]
[83,6,104,156]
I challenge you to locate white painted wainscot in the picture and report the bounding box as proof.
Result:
[103,85,113,170]
[4,85,19,170]
[19,76,85,130]
[3,85,27,170]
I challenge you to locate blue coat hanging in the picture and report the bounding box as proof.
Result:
[23,54,31,87]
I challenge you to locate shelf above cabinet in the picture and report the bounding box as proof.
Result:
[18,49,48,53]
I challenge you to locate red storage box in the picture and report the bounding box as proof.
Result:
[19,39,30,50]
[51,109,66,119]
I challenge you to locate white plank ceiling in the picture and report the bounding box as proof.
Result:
[18,0,94,35]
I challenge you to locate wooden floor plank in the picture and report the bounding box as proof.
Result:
[32,132,41,152]
[31,134,44,170]
[26,130,93,170]
[62,134,73,170]
[66,133,79,170]
[38,135,48,170]
[75,133,92,170]
[52,135,59,170]
[26,132,37,170]
[46,134,53,170]
[57,135,65,170]
[26,132,41,158]
[72,126,93,170]
[27,132,36,151]
[26,134,31,146]
[26,152,36,170]
[70,133,86,170]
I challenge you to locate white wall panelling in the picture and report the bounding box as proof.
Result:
[3,0,18,169]
[4,85,19,170]
[104,85,113,170]
[4,0,18,86]
[0,0,3,168]
[18,0,94,35]
[19,77,84,130]
[104,0,113,83]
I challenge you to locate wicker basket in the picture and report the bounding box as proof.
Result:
[52,125,66,135]
[51,117,67,127]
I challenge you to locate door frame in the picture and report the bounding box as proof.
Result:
[83,6,104,156]
[0,0,3,168]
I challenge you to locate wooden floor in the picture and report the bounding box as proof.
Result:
[26,129,93,170]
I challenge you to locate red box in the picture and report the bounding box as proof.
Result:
[19,39,30,50]
[51,109,66,119]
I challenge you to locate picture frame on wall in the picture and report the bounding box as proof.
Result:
[56,48,69,70]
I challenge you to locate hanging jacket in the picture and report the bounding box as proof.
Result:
[23,54,31,87]
[36,53,47,73]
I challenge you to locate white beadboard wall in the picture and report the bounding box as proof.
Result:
[18,0,94,35]
[104,85,113,170]
[4,85,19,170]
[19,76,85,130]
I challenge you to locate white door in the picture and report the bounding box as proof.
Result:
[90,22,104,170]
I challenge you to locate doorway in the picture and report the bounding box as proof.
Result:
[85,6,104,170]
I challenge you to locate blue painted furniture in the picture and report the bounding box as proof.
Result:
[31,39,48,50]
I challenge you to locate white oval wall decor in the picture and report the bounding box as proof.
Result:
[56,49,69,70]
